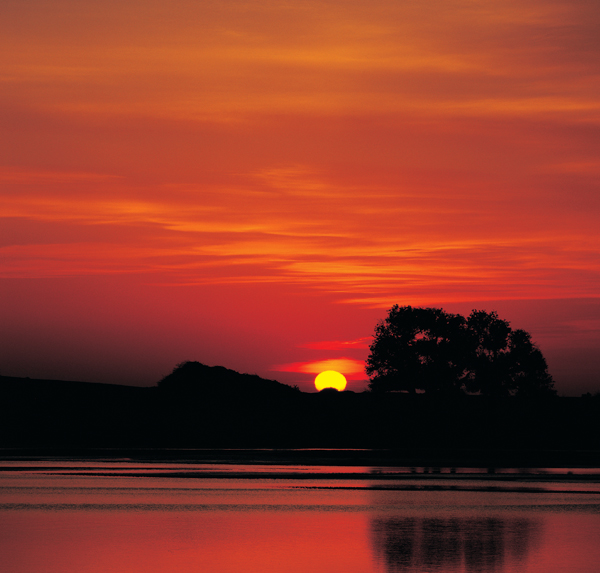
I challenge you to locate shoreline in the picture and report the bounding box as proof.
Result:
[2,447,600,471]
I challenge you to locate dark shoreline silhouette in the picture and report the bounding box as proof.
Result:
[1,365,599,467]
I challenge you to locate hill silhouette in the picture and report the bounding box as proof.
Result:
[158,361,299,398]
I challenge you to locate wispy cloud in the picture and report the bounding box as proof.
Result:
[299,338,371,350]
[273,358,365,377]
[2,164,599,303]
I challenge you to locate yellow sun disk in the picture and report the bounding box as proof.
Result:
[315,370,347,391]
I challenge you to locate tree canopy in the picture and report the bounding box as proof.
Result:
[365,306,555,397]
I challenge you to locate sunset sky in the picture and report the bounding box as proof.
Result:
[1,0,599,394]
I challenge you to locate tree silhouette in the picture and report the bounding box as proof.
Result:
[465,310,512,397]
[366,306,555,397]
[506,329,555,398]
[365,306,470,395]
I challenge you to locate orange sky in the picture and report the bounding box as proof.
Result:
[1,0,599,393]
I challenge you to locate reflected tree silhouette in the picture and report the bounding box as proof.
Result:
[370,515,541,573]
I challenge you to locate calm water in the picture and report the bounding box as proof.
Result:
[1,459,600,573]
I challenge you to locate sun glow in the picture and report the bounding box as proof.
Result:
[315,370,347,392]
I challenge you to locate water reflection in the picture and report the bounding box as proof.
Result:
[5,460,600,573]
[371,515,541,573]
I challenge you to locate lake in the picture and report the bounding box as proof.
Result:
[1,455,600,573]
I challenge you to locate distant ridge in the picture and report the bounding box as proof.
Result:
[0,375,146,399]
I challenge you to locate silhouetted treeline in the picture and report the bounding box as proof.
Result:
[1,366,600,466]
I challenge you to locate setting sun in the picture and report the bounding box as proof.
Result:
[315,370,347,392]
